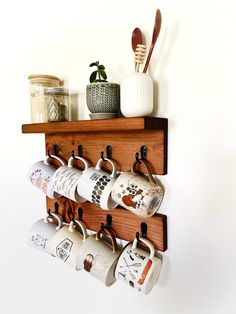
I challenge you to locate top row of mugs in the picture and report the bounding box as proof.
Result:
[27,153,164,218]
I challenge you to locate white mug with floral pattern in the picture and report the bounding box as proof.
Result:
[111,159,164,218]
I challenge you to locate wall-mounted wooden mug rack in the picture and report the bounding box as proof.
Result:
[22,117,168,252]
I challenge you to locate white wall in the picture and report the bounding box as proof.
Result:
[0,0,236,313]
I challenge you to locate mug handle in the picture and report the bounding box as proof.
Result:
[68,219,87,241]
[131,159,156,185]
[132,236,155,285]
[67,156,89,171]
[95,226,117,253]
[44,154,66,166]
[95,158,117,178]
[44,213,63,231]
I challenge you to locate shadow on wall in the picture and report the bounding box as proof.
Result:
[150,20,179,117]
[70,93,79,120]
[70,92,90,121]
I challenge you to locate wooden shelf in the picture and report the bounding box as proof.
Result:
[22,116,168,251]
[22,117,167,134]
[22,117,168,175]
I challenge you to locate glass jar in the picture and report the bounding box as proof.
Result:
[28,74,61,123]
[44,87,69,122]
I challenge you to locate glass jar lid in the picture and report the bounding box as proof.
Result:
[28,74,60,81]
[44,87,69,95]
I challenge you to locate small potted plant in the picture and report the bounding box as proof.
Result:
[86,61,120,118]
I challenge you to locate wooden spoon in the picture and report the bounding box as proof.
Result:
[143,9,162,73]
[132,27,142,51]
[132,27,142,70]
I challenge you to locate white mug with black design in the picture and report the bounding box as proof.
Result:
[49,219,87,270]
[114,236,162,294]
[27,213,63,254]
[50,155,89,203]
[77,157,118,210]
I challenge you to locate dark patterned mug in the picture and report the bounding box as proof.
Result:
[77,158,118,210]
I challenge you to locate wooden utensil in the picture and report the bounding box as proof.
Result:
[135,44,146,72]
[143,9,162,73]
[132,27,143,70]
[132,27,142,51]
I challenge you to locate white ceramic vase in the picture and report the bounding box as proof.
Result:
[121,72,153,117]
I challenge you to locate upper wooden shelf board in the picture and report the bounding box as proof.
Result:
[22,117,168,134]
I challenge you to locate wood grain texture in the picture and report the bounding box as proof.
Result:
[45,129,167,174]
[47,197,167,252]
[22,117,167,134]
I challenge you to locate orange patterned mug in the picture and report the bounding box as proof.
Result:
[114,236,162,294]
[111,159,164,218]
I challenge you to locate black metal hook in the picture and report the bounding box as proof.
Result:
[71,150,76,159]
[136,232,140,242]
[47,208,52,216]
[78,145,83,157]
[106,145,112,159]
[140,145,147,160]
[78,207,83,221]
[53,144,60,156]
[101,145,112,161]
[106,214,112,229]
[101,151,106,161]
[136,223,147,241]
[141,222,147,238]
[135,145,147,163]
[48,144,60,157]
[54,202,59,214]
[135,152,142,163]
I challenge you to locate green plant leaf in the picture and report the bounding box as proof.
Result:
[100,70,107,80]
[89,70,98,83]
[98,65,105,70]
[89,61,99,67]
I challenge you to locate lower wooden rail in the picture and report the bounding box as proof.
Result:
[47,197,167,252]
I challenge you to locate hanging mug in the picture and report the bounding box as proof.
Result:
[27,212,63,254]
[76,226,119,286]
[50,155,89,203]
[114,236,162,294]
[111,159,164,218]
[27,154,66,199]
[49,219,87,270]
[77,157,118,210]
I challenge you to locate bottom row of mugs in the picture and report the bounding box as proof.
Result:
[28,213,162,295]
